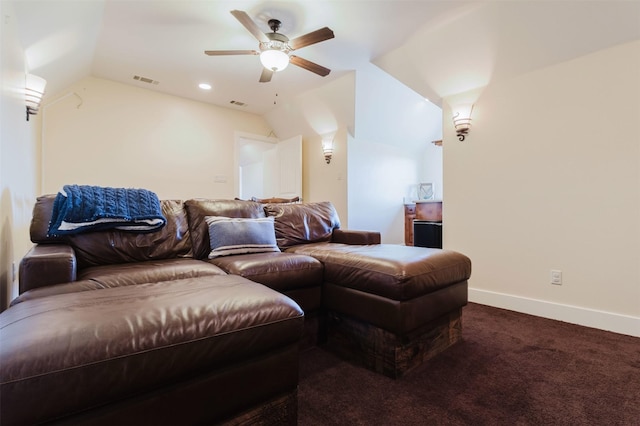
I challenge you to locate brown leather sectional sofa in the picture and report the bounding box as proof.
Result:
[0,196,471,425]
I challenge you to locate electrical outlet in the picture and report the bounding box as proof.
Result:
[11,262,16,282]
[551,270,562,285]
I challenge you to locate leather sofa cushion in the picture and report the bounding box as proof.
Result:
[28,195,194,268]
[0,275,304,425]
[13,259,226,306]
[210,252,323,310]
[79,258,227,285]
[264,201,341,249]
[287,243,472,301]
[185,199,266,260]
[29,195,66,243]
[12,279,108,306]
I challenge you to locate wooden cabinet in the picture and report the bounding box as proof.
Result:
[404,204,416,245]
[415,201,443,222]
[404,201,443,246]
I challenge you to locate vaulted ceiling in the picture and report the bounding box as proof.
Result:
[11,1,640,115]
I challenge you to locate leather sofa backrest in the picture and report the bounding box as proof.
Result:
[30,195,66,244]
[264,201,341,249]
[29,195,193,268]
[184,199,266,260]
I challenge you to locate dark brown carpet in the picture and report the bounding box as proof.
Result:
[298,303,640,425]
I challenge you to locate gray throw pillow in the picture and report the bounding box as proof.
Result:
[205,216,280,259]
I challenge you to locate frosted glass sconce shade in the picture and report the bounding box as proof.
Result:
[322,137,334,164]
[453,104,474,141]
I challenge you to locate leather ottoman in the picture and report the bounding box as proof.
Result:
[0,275,304,425]
[287,243,471,378]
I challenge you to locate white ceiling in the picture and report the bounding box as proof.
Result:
[11,1,640,115]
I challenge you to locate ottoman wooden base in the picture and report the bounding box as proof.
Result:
[324,308,462,379]
[300,312,324,350]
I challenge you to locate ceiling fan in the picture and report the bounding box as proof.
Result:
[205,10,334,83]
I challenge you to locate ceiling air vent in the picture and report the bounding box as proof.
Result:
[230,100,247,107]
[133,75,159,85]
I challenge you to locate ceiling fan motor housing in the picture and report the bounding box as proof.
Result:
[260,32,291,54]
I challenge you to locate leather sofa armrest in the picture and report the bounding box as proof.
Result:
[19,244,77,294]
[331,229,381,245]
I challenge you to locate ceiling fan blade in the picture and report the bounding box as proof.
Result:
[205,50,258,56]
[290,55,331,77]
[259,68,274,83]
[289,27,334,50]
[230,10,269,43]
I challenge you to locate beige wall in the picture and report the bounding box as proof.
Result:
[0,1,41,309]
[443,41,640,336]
[350,65,443,242]
[265,66,444,241]
[42,77,272,200]
[302,128,349,228]
[265,73,354,227]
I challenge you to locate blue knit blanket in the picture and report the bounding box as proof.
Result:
[47,185,166,236]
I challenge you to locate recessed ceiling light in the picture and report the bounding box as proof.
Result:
[199,83,212,90]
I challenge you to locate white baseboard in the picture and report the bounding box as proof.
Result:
[469,288,640,338]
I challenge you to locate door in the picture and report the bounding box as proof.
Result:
[275,135,302,199]
[235,133,302,200]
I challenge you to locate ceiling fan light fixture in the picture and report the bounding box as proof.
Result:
[260,49,289,72]
[206,10,333,82]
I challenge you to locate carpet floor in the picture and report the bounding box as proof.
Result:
[297,303,640,425]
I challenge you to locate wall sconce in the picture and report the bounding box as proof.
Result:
[452,104,474,141]
[25,74,47,121]
[322,136,334,164]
